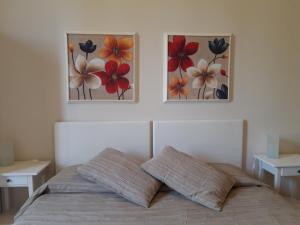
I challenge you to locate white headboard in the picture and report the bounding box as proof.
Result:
[153,120,243,167]
[54,121,151,170]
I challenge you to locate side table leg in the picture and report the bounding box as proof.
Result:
[252,158,257,177]
[274,168,281,193]
[258,160,264,181]
[3,187,10,211]
[27,176,34,197]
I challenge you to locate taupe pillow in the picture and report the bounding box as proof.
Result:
[47,165,111,193]
[141,146,236,211]
[159,163,263,192]
[211,163,264,187]
[77,148,161,208]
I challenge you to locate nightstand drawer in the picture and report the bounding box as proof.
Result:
[0,175,28,187]
[281,167,300,176]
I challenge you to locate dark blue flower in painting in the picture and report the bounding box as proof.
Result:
[208,38,229,55]
[79,40,97,54]
[216,84,228,99]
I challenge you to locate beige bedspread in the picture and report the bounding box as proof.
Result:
[14,186,300,225]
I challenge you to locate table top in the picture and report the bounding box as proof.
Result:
[0,160,51,176]
[254,154,300,168]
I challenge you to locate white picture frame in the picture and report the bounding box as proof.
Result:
[65,32,137,103]
[163,33,232,102]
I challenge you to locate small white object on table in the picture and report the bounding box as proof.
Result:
[0,160,50,212]
[253,154,300,192]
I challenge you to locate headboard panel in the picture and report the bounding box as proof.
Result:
[55,121,151,170]
[153,120,243,167]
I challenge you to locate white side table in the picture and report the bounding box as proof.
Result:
[253,154,300,192]
[0,160,50,212]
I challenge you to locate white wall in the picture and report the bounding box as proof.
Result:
[0,0,300,204]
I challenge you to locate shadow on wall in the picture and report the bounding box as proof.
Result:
[280,139,300,154]
[255,137,300,200]
[0,33,63,210]
[279,138,300,199]
[0,33,63,160]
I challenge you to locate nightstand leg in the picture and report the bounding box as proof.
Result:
[274,169,281,193]
[258,161,264,181]
[252,158,256,176]
[27,176,34,197]
[3,187,10,211]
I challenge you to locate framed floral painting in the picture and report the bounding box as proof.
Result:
[66,32,136,102]
[163,33,232,102]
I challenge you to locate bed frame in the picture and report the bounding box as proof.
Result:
[54,121,151,170]
[54,120,244,170]
[153,120,243,167]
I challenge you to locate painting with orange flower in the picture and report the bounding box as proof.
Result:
[164,33,231,102]
[66,33,136,101]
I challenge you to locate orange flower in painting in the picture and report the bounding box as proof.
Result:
[98,35,133,64]
[68,43,74,52]
[168,75,189,98]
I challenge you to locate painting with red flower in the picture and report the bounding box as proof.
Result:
[164,33,232,102]
[66,33,136,102]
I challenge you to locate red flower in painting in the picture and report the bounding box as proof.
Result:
[168,36,199,72]
[221,69,227,76]
[94,60,130,94]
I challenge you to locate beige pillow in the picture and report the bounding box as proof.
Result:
[48,165,111,193]
[77,148,161,208]
[159,163,263,192]
[211,163,264,187]
[141,146,236,211]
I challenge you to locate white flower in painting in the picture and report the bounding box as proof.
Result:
[69,54,104,89]
[204,90,214,99]
[186,59,221,89]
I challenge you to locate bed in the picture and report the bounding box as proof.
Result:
[13,120,300,225]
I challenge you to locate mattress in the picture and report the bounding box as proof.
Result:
[13,166,300,225]
[13,187,300,225]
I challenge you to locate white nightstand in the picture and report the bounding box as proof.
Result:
[0,160,50,212]
[253,154,300,192]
